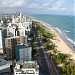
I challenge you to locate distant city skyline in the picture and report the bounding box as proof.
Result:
[0,0,74,15]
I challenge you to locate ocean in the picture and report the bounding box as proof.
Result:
[31,14,75,49]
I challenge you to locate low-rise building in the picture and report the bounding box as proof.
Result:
[14,61,39,75]
[0,58,11,73]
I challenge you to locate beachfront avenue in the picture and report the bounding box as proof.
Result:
[31,22,59,75]
[32,27,51,75]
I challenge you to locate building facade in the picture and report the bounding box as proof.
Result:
[0,28,7,54]
[7,23,18,37]
[15,45,32,61]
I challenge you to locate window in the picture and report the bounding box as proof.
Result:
[8,39,10,42]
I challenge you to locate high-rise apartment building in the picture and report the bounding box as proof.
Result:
[0,28,7,54]
[7,23,18,37]
[11,13,32,36]
[5,36,27,60]
[15,45,32,61]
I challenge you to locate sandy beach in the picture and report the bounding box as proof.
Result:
[38,21,75,60]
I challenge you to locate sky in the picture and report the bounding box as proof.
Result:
[0,0,74,15]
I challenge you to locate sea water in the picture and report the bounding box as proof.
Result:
[31,14,75,50]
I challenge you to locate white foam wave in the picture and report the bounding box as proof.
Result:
[63,30,70,33]
[55,27,62,34]
[55,27,75,46]
[66,37,75,45]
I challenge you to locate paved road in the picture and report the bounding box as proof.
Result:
[33,28,51,75]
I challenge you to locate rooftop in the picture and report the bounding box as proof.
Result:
[6,35,28,39]
[5,36,19,39]
[15,61,39,69]
[0,58,9,66]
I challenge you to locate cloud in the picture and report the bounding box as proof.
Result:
[28,3,50,9]
[47,0,74,11]
[9,0,25,7]
[55,0,63,8]
[0,0,26,7]
[0,0,74,13]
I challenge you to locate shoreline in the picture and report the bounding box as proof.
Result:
[32,18,75,60]
[42,22,75,59]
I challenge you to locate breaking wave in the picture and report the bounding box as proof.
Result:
[55,27,62,34]
[63,30,70,33]
[65,37,75,45]
[55,27,75,47]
